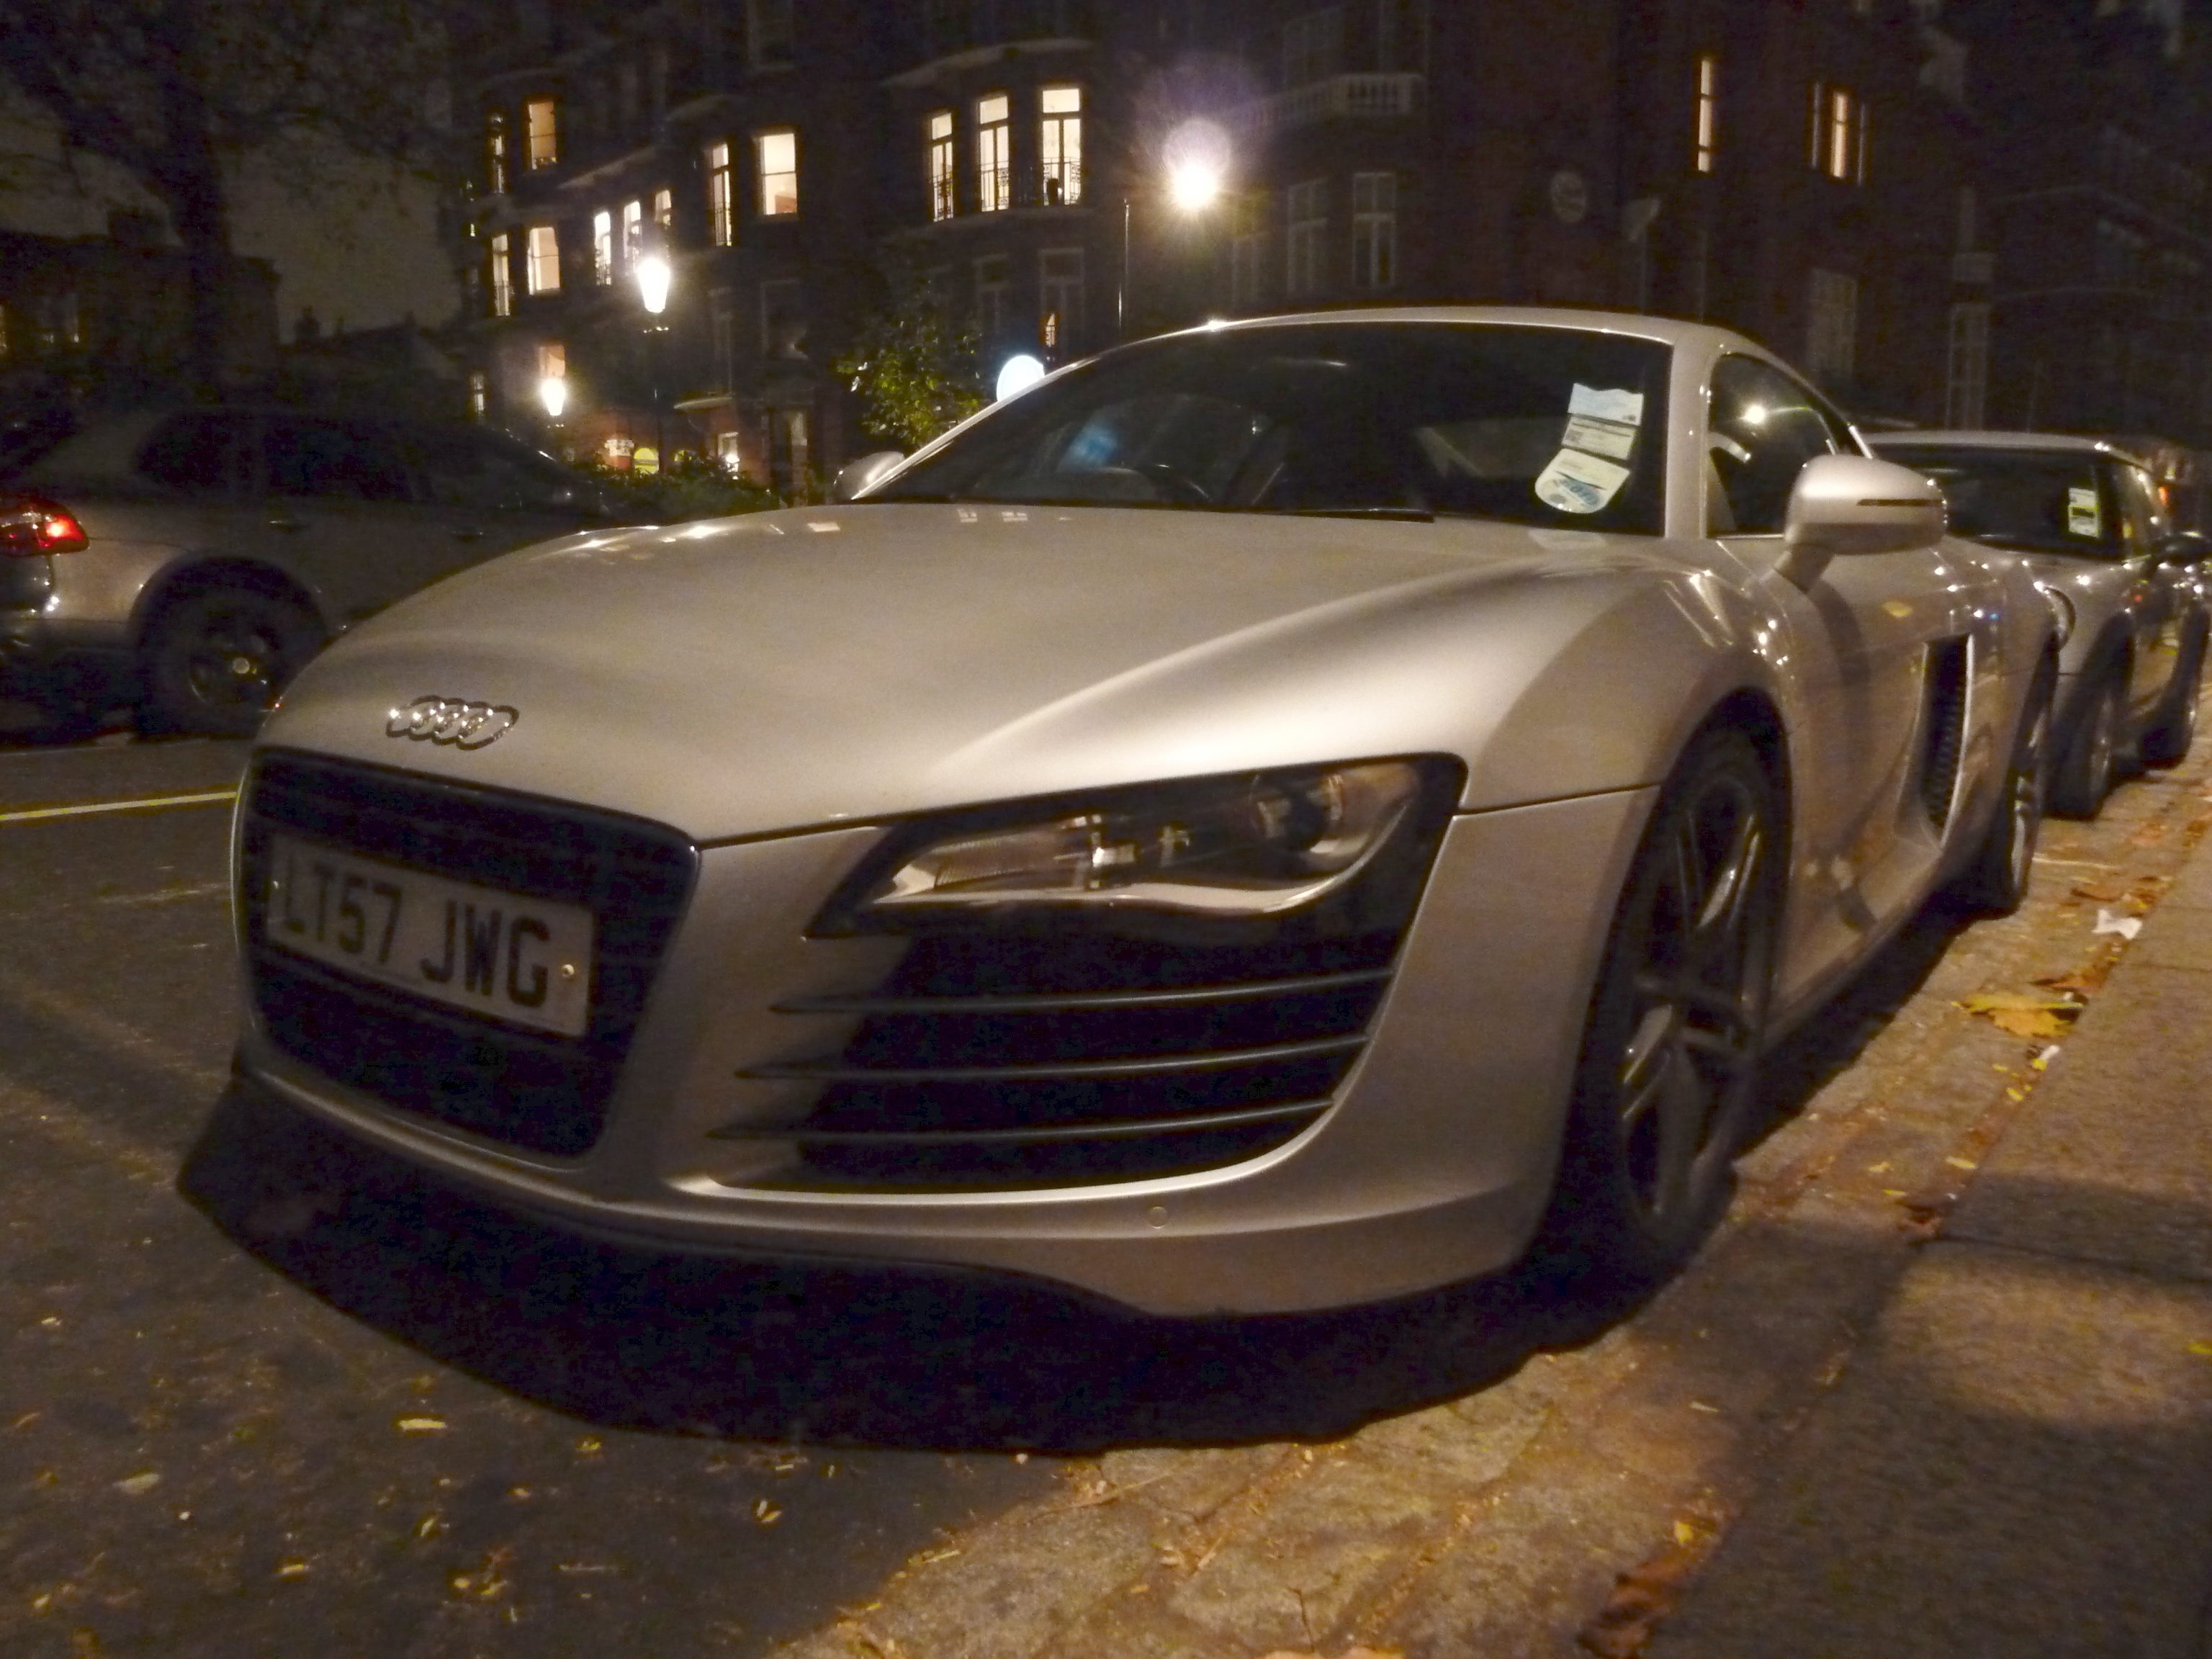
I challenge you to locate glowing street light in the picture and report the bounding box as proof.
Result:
[537,374,568,419]
[995,354,1046,401]
[635,252,672,315]
[1163,118,1230,215]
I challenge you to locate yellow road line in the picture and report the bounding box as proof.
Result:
[0,788,238,827]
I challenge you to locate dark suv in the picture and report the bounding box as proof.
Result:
[0,407,617,735]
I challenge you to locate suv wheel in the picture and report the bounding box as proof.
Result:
[143,588,321,738]
[2051,671,2123,819]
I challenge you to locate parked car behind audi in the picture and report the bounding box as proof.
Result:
[0,407,616,736]
[1871,431,2208,814]
[225,309,2059,1318]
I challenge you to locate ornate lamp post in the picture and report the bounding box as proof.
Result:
[636,253,672,472]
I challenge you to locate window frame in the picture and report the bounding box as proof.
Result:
[976,93,1012,214]
[755,128,799,218]
[1039,84,1082,206]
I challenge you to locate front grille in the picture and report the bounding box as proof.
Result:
[728,930,1402,1190]
[240,750,696,1156]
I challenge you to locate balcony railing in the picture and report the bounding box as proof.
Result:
[1236,73,1425,138]
[946,163,1082,220]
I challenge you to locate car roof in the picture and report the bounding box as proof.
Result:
[1143,305,1758,359]
[1870,429,2149,467]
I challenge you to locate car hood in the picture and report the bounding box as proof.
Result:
[263,503,1665,840]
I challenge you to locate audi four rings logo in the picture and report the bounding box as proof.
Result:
[385,696,519,749]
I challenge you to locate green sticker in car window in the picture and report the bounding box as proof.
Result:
[2067,486,2101,539]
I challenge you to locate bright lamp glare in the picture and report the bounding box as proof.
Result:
[1162,117,1231,214]
[537,375,567,418]
[996,354,1047,401]
[636,253,672,315]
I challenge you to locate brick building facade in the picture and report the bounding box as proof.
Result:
[449,0,2212,487]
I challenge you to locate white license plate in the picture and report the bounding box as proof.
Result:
[261,834,595,1038]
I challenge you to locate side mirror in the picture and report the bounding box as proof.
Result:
[832,450,905,503]
[2155,531,2209,567]
[1775,454,1947,589]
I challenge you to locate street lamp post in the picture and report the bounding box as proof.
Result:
[1117,118,1231,342]
[636,253,672,473]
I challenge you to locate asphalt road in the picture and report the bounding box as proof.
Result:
[0,722,1059,1658]
[5,700,2203,1659]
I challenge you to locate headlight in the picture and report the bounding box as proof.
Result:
[828,759,1452,927]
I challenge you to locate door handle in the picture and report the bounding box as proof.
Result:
[265,516,306,531]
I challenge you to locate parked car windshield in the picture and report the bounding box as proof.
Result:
[872,323,1673,536]
[1880,445,2125,559]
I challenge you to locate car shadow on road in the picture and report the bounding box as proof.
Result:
[176,903,1975,1457]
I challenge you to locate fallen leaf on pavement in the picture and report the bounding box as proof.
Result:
[2130,823,2168,847]
[114,1472,160,1496]
[1957,989,2083,1040]
[1579,1509,1725,1656]
[396,1417,446,1434]
[2071,878,2129,902]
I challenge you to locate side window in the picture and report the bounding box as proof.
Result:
[1706,355,1841,534]
[136,413,251,498]
[263,418,413,502]
[2114,462,2168,549]
[415,433,592,514]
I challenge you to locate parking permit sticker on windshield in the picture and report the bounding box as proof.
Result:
[1560,414,1638,461]
[2067,487,2102,538]
[1536,448,1631,515]
[1569,385,1645,426]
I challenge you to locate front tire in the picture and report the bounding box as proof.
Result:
[2050,670,2123,818]
[1537,729,1780,1286]
[142,588,322,738]
[2139,627,2205,768]
[1946,665,2052,915]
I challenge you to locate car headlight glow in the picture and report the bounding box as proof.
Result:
[837,760,1447,925]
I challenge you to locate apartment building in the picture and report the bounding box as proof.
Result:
[449,0,2212,487]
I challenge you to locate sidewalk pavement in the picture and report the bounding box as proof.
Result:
[764,762,2212,1659]
[1648,817,2212,1656]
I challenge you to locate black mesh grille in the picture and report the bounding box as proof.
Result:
[240,750,696,1156]
[1920,637,1971,827]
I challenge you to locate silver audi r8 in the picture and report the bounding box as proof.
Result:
[226,310,2056,1317]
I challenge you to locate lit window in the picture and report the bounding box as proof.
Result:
[467,369,487,419]
[927,110,955,221]
[974,253,1010,338]
[1351,171,1395,289]
[1039,248,1084,350]
[977,94,1010,212]
[490,233,513,315]
[622,199,644,265]
[487,112,509,194]
[526,224,561,294]
[1810,83,1867,184]
[756,130,798,216]
[526,97,558,171]
[748,0,795,68]
[1040,86,1082,206]
[653,186,673,230]
[593,210,613,284]
[538,341,566,382]
[708,142,735,244]
[1287,177,1327,298]
[1696,54,1718,174]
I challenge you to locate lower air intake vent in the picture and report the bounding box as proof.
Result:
[737,932,1401,1190]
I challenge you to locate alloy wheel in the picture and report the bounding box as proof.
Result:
[1616,770,1769,1231]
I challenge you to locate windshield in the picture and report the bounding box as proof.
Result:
[872,323,1673,535]
[1879,446,2121,559]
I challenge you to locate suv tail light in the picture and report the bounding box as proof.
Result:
[0,495,89,556]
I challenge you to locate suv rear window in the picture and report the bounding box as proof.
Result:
[137,413,251,497]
